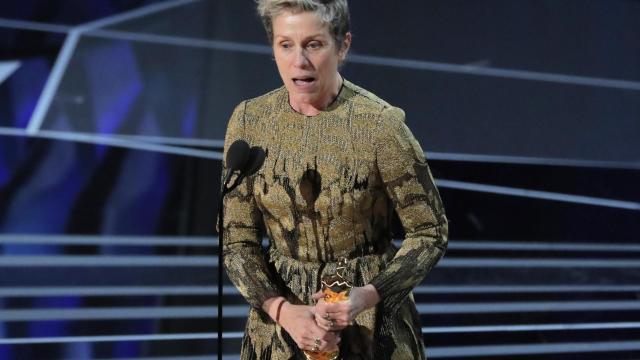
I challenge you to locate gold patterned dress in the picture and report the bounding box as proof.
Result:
[222,79,448,359]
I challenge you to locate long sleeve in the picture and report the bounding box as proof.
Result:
[221,101,282,309]
[368,106,448,313]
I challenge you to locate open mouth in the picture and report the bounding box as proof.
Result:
[293,77,316,86]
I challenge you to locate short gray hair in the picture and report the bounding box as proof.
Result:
[256,0,350,49]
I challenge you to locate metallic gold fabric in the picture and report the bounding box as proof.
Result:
[222,80,448,359]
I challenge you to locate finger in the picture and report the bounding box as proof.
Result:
[311,291,324,300]
[315,318,326,330]
[318,310,344,324]
[313,335,336,352]
[301,336,313,351]
[331,317,350,328]
[326,318,334,329]
[323,301,347,314]
[334,309,352,322]
[313,301,328,316]
[313,313,328,327]
[326,320,346,331]
[321,302,337,312]
[320,328,335,340]
[321,341,339,352]
[316,313,335,330]
[333,324,347,331]
[323,334,341,351]
[308,336,326,352]
[321,321,334,332]
[314,308,334,324]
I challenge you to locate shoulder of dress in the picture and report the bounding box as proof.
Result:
[343,80,390,108]
[227,87,285,140]
[342,80,404,120]
[243,86,286,114]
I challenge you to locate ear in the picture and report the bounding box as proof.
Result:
[338,32,352,62]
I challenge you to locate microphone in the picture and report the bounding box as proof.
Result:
[244,146,266,177]
[224,142,266,193]
[223,140,250,189]
[231,146,266,189]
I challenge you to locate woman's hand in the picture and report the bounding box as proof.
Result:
[312,284,381,331]
[280,303,340,352]
[263,297,339,352]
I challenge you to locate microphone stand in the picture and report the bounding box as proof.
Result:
[217,191,225,360]
[217,173,243,359]
[215,141,263,359]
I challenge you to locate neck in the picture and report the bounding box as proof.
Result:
[290,73,343,116]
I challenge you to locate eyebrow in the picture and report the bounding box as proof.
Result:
[274,33,328,41]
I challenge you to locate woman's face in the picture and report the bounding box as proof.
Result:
[272,11,349,110]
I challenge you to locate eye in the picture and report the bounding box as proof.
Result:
[279,41,292,49]
[306,41,323,50]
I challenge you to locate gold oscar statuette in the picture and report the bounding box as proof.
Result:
[304,258,352,360]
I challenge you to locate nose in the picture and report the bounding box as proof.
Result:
[293,48,311,68]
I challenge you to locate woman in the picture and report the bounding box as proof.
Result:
[221,0,448,358]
